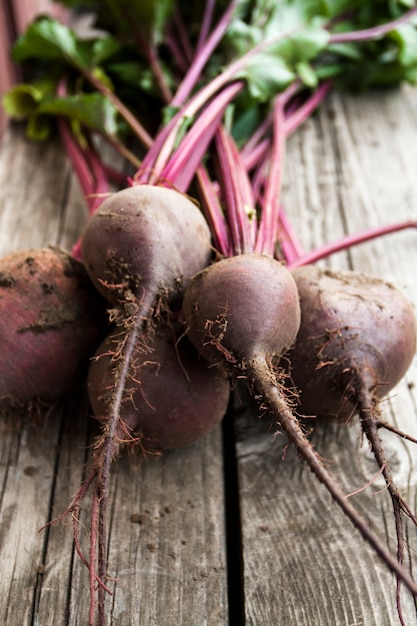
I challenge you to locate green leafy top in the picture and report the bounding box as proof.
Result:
[3,0,417,144]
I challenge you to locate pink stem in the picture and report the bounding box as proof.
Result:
[196,165,232,256]
[284,81,333,136]
[255,96,286,256]
[84,69,153,150]
[244,139,271,176]
[157,82,243,190]
[172,9,194,65]
[329,6,417,44]
[242,81,332,173]
[195,0,217,54]
[143,23,302,179]
[165,31,189,74]
[57,119,110,260]
[287,221,417,268]
[57,120,94,204]
[171,1,237,107]
[215,127,255,255]
[277,208,306,264]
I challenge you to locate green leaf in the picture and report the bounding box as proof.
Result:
[91,67,115,91]
[107,59,174,97]
[391,24,417,67]
[231,106,262,146]
[326,42,363,61]
[272,26,330,66]
[296,61,318,87]
[112,0,175,45]
[2,83,47,119]
[2,77,57,118]
[396,0,416,8]
[224,19,260,58]
[161,105,181,126]
[91,36,122,66]
[12,16,89,70]
[26,112,53,142]
[239,53,296,101]
[36,93,120,138]
[225,2,329,97]
[48,0,99,6]
[150,0,175,44]
[107,61,147,86]
[160,106,194,149]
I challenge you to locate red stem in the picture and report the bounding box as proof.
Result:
[195,0,217,54]
[171,1,237,108]
[284,81,333,137]
[84,69,153,150]
[329,5,417,44]
[143,21,303,179]
[156,82,243,190]
[195,165,232,256]
[255,96,286,256]
[172,9,194,65]
[287,221,417,268]
[215,127,255,255]
[278,208,306,263]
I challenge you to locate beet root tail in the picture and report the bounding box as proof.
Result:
[248,355,417,600]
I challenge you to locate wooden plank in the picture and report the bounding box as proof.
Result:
[0,124,87,255]
[0,124,228,625]
[236,85,417,625]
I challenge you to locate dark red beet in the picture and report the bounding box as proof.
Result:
[87,323,230,451]
[183,254,301,366]
[288,265,416,421]
[81,184,212,310]
[59,185,214,625]
[0,247,107,407]
[288,265,417,618]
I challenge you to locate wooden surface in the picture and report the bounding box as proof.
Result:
[0,84,417,626]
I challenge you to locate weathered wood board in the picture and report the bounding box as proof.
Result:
[0,83,416,626]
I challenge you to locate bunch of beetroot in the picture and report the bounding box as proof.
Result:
[2,1,417,625]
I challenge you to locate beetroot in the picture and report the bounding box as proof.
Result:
[81,184,212,311]
[183,254,300,365]
[288,264,417,617]
[60,184,216,625]
[87,323,230,451]
[288,265,416,421]
[0,247,107,408]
